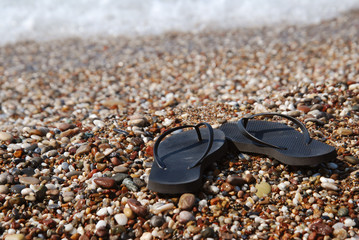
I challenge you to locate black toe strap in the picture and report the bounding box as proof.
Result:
[154,122,214,170]
[238,112,311,150]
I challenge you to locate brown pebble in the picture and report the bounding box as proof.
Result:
[309,222,333,235]
[127,198,148,217]
[297,105,311,113]
[226,175,246,186]
[75,144,91,156]
[94,177,116,189]
[178,193,196,210]
[58,123,75,132]
[244,173,256,184]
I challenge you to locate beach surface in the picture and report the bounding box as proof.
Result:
[0,10,359,240]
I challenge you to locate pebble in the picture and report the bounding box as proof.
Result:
[255,181,271,198]
[123,178,138,191]
[94,177,116,189]
[178,211,195,224]
[11,185,26,193]
[338,207,349,217]
[127,198,148,217]
[150,215,165,227]
[333,229,348,239]
[113,166,128,173]
[0,132,13,142]
[201,227,215,238]
[97,207,109,216]
[115,213,128,225]
[344,218,356,227]
[337,128,353,136]
[151,203,174,214]
[112,173,128,183]
[19,176,40,185]
[140,232,152,240]
[244,173,256,184]
[178,193,196,210]
[309,222,333,235]
[75,144,91,156]
[226,175,246,186]
[4,234,25,240]
[321,182,339,191]
[65,171,82,178]
[0,185,9,194]
[344,156,359,164]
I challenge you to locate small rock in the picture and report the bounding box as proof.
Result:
[0,132,13,142]
[140,232,152,240]
[19,176,40,185]
[11,184,26,193]
[62,191,75,202]
[93,120,105,128]
[287,110,301,117]
[0,185,9,194]
[114,213,128,226]
[133,178,145,188]
[201,227,215,238]
[123,207,135,219]
[333,228,347,240]
[255,182,272,198]
[309,222,333,235]
[94,177,116,189]
[97,208,108,216]
[344,156,359,165]
[150,203,174,214]
[58,123,75,131]
[4,234,25,240]
[128,116,147,127]
[75,144,91,156]
[321,182,339,191]
[112,173,128,184]
[113,166,128,173]
[127,198,148,217]
[338,207,349,217]
[178,211,195,224]
[226,175,246,186]
[65,171,82,178]
[297,105,311,114]
[150,215,165,227]
[337,128,353,136]
[178,193,196,210]
[123,178,138,191]
[344,218,356,227]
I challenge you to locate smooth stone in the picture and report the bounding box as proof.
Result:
[344,218,356,227]
[178,193,196,210]
[4,234,25,240]
[35,185,47,200]
[150,215,165,227]
[333,228,347,239]
[20,187,33,195]
[47,149,58,157]
[344,156,359,165]
[338,128,353,136]
[62,191,75,202]
[201,227,215,238]
[9,197,25,205]
[97,208,108,216]
[132,178,145,188]
[65,171,83,178]
[309,222,333,235]
[127,198,148,217]
[0,185,9,194]
[113,166,128,173]
[151,203,174,214]
[287,110,301,117]
[338,207,349,217]
[140,232,152,240]
[95,152,105,162]
[128,118,147,127]
[123,207,135,219]
[114,213,128,226]
[226,175,246,186]
[112,173,128,183]
[0,132,13,142]
[19,176,40,185]
[93,120,105,128]
[123,178,138,192]
[58,123,75,131]
[0,172,9,184]
[61,162,69,170]
[321,182,339,191]
[178,211,195,224]
[11,184,26,193]
[75,144,91,156]
[94,177,116,189]
[255,182,272,198]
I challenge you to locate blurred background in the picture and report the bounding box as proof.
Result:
[1,0,359,45]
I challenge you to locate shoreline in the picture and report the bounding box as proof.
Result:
[0,10,359,240]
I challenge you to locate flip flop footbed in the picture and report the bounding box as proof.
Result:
[220,121,336,166]
[148,128,227,194]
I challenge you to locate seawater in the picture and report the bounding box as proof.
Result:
[1,0,359,45]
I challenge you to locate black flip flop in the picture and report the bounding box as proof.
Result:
[147,123,227,194]
[220,113,337,166]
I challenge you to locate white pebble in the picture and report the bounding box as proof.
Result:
[64,223,73,232]
[96,208,108,216]
[96,220,107,229]
[209,185,219,194]
[21,188,34,196]
[345,218,356,227]
[320,177,335,183]
[321,182,339,191]
[151,203,174,214]
[93,120,105,128]
[115,213,128,226]
[140,232,152,240]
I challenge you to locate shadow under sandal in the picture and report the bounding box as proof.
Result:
[147,123,227,194]
[220,113,337,166]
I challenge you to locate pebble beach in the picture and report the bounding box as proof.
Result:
[1,9,359,240]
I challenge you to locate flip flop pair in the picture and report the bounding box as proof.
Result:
[148,113,337,194]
